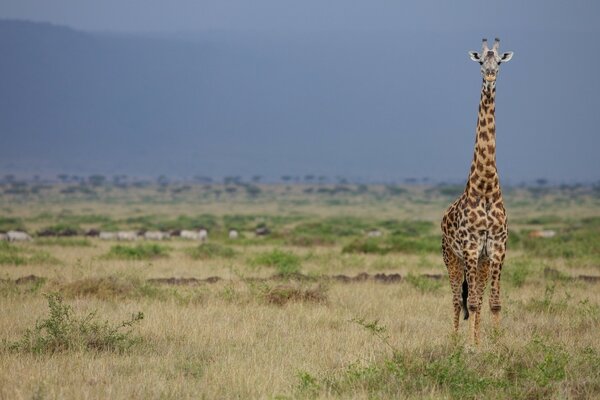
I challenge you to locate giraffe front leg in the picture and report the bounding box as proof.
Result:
[474,260,491,344]
[488,260,504,328]
[464,255,479,344]
[443,240,463,333]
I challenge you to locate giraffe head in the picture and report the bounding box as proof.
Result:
[469,38,513,85]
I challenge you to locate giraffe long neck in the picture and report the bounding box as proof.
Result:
[466,81,499,197]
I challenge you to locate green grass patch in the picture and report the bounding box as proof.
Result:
[342,235,439,255]
[0,242,60,265]
[186,243,236,259]
[0,216,25,232]
[105,243,171,260]
[405,274,442,293]
[34,238,92,247]
[250,249,301,276]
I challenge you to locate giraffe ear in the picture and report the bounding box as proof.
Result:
[500,52,513,63]
[469,51,481,62]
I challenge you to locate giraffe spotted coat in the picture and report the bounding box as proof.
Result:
[441,38,513,344]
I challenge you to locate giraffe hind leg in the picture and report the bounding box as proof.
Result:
[462,275,469,320]
[443,239,464,332]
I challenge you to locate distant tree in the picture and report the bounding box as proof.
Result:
[88,174,106,187]
[245,185,262,197]
[194,175,213,184]
[281,175,292,182]
[304,175,315,182]
[57,174,69,183]
[157,175,169,186]
[4,174,15,183]
[224,176,242,185]
[252,175,262,183]
[536,178,548,186]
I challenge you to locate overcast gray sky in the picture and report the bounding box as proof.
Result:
[1,0,598,33]
[1,2,599,182]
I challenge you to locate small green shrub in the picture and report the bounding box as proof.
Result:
[8,293,143,354]
[251,249,301,276]
[187,243,236,259]
[296,371,320,397]
[105,244,170,260]
[405,274,442,293]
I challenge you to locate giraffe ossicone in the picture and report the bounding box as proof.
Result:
[441,38,513,345]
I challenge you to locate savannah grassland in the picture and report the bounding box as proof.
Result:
[0,181,599,399]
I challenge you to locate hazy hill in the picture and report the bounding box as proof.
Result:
[0,20,598,182]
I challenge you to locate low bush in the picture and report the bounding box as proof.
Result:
[7,293,143,354]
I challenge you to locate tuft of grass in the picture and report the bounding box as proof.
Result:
[342,238,387,255]
[503,259,531,287]
[250,249,302,277]
[7,293,143,354]
[296,371,321,397]
[0,242,26,265]
[34,237,92,247]
[186,243,236,260]
[263,284,327,306]
[105,243,171,260]
[525,283,570,314]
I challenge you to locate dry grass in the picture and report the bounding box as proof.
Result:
[0,184,598,399]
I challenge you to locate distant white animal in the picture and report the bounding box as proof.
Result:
[0,233,7,241]
[144,231,170,241]
[199,229,208,242]
[180,229,208,241]
[180,230,200,240]
[367,230,382,238]
[99,232,116,240]
[7,231,32,242]
[529,230,556,239]
[228,229,239,239]
[117,231,138,241]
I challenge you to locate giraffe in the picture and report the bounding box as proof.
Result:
[441,38,513,344]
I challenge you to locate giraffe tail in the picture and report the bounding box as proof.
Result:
[462,273,469,320]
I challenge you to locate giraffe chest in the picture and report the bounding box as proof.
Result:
[443,198,507,263]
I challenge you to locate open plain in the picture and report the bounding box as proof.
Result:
[0,181,599,399]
